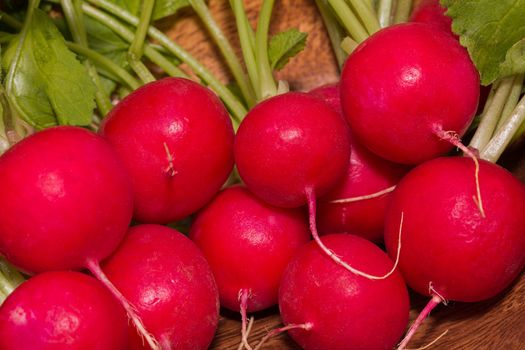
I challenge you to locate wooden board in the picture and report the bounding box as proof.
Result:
[161,1,525,349]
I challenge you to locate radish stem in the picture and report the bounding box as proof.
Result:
[346,0,381,35]
[497,74,524,130]
[83,0,247,123]
[315,0,347,68]
[231,0,260,99]
[481,94,525,162]
[393,0,412,24]
[469,76,515,152]
[127,0,157,84]
[0,258,25,303]
[377,0,394,28]
[255,0,277,100]
[327,0,369,43]
[190,0,256,106]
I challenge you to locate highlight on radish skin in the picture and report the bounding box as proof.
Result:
[340,23,480,164]
[384,157,525,347]
[102,224,220,350]
[0,271,129,350]
[279,234,410,350]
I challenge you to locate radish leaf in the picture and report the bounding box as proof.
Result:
[442,0,525,85]
[268,28,307,70]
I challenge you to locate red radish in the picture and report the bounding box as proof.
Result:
[384,157,525,348]
[0,126,157,348]
[102,224,220,350]
[0,271,128,350]
[410,0,456,38]
[189,185,310,346]
[234,92,350,209]
[278,234,410,350]
[101,77,235,224]
[310,84,408,242]
[234,91,357,274]
[340,23,480,164]
[190,186,310,312]
[0,126,132,273]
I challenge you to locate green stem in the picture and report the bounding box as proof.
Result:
[255,0,277,100]
[231,0,260,98]
[128,0,156,84]
[341,36,359,54]
[66,42,141,90]
[327,0,369,43]
[469,76,515,151]
[0,258,24,300]
[346,0,380,35]
[497,74,524,130]
[377,0,393,28]
[60,0,113,115]
[480,94,525,162]
[83,0,246,123]
[315,0,347,68]
[393,0,412,24]
[79,3,187,79]
[190,0,255,106]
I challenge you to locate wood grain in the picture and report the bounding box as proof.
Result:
[163,1,525,349]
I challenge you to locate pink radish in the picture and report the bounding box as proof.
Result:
[234,92,350,209]
[0,126,158,348]
[277,234,410,350]
[0,271,129,350]
[410,0,455,38]
[340,23,480,164]
[234,91,362,274]
[384,156,525,348]
[310,84,408,242]
[101,77,235,224]
[189,186,310,346]
[102,224,220,350]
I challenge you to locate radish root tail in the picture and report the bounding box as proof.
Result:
[163,142,177,177]
[434,128,485,218]
[329,185,396,204]
[238,288,254,350]
[253,322,313,350]
[306,188,404,280]
[86,259,161,350]
[397,284,447,350]
[405,329,449,350]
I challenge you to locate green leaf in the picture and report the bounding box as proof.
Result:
[268,28,307,71]
[442,0,525,85]
[108,0,189,20]
[6,10,96,128]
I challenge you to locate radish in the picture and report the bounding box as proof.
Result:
[102,224,220,350]
[410,0,455,38]
[0,126,158,348]
[234,91,361,273]
[0,271,129,350]
[189,186,310,346]
[384,156,525,348]
[310,84,408,242]
[340,23,480,164]
[101,77,235,224]
[277,234,410,350]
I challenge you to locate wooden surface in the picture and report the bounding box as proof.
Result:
[162,1,525,349]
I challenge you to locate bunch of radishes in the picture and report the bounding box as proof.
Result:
[0,0,524,349]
